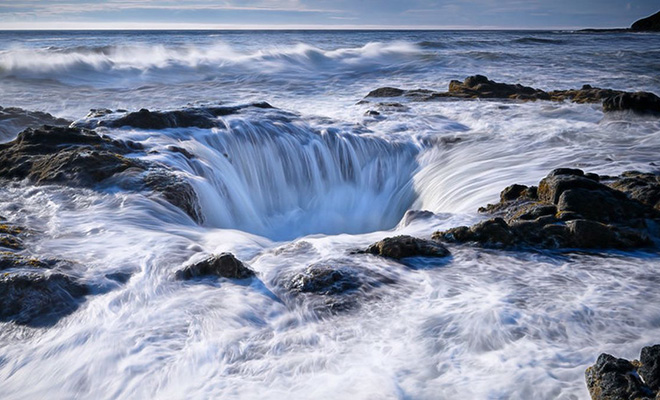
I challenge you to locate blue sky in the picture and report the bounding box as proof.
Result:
[1,0,658,29]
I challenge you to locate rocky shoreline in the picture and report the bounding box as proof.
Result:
[364,74,660,114]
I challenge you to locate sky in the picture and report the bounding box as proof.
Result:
[0,0,658,30]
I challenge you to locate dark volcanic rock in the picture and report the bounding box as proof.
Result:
[175,253,255,280]
[287,264,362,296]
[365,235,450,259]
[0,271,88,326]
[0,125,141,186]
[602,92,660,114]
[0,125,202,222]
[631,10,660,31]
[434,168,659,250]
[548,85,625,104]
[284,261,397,313]
[445,75,551,101]
[0,106,71,139]
[609,172,660,210]
[639,345,660,391]
[77,103,275,130]
[364,75,660,115]
[585,353,653,400]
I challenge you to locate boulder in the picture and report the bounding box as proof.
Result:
[365,235,450,259]
[175,253,255,280]
[434,168,659,250]
[0,271,88,326]
[585,353,653,400]
[446,75,551,100]
[602,92,660,114]
[631,10,660,31]
[287,264,362,296]
[609,172,660,210]
[639,345,660,391]
[283,261,396,313]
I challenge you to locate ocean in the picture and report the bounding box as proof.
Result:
[0,29,659,399]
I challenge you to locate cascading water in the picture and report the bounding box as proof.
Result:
[122,110,420,240]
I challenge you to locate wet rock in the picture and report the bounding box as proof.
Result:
[175,253,255,280]
[435,218,516,247]
[585,353,653,400]
[77,103,275,130]
[609,172,660,210]
[0,125,202,222]
[0,126,141,186]
[287,264,362,296]
[363,75,660,114]
[0,106,71,139]
[639,345,660,391]
[399,210,436,227]
[602,92,660,114]
[434,168,659,250]
[284,261,396,313]
[446,75,551,100]
[631,10,660,31]
[0,271,88,326]
[366,87,405,98]
[548,86,625,104]
[365,235,450,259]
[143,169,203,223]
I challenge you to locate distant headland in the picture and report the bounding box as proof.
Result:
[580,9,660,32]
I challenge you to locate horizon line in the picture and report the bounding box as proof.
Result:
[0,22,629,31]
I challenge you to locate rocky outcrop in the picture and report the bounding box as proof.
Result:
[365,75,660,114]
[433,168,660,250]
[602,92,660,114]
[585,345,660,399]
[284,261,396,313]
[0,251,88,327]
[0,271,88,327]
[364,235,450,259]
[175,253,255,280]
[0,106,71,140]
[0,125,202,222]
[75,103,274,130]
[631,10,660,31]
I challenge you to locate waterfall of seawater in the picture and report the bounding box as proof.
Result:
[131,113,421,240]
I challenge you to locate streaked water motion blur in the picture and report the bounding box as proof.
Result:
[0,30,659,399]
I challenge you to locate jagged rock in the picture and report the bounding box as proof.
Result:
[0,271,88,326]
[76,103,275,130]
[364,75,660,115]
[609,172,660,210]
[434,168,659,250]
[585,353,653,400]
[0,125,202,222]
[365,235,450,259]
[631,10,660,31]
[603,92,660,114]
[548,85,624,104]
[0,106,71,140]
[639,345,660,391]
[445,74,551,100]
[175,253,255,280]
[284,261,396,313]
[287,264,362,295]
